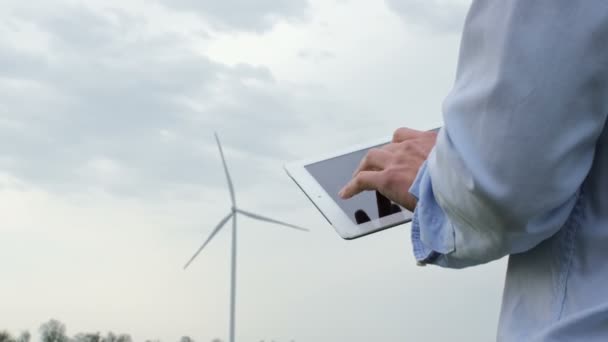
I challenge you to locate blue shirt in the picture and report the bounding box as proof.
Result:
[409,1,608,341]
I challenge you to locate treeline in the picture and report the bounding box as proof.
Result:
[0,320,223,342]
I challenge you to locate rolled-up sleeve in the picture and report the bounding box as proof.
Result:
[410,1,608,268]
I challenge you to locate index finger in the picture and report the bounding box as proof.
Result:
[339,171,384,199]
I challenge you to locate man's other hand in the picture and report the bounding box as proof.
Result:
[338,127,438,211]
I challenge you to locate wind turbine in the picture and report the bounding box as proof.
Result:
[184,132,309,342]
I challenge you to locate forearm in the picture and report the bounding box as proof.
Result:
[411,0,608,268]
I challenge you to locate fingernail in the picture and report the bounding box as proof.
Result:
[338,189,345,198]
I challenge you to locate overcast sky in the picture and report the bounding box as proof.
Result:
[0,1,507,341]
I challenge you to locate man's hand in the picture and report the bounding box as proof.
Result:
[338,127,438,211]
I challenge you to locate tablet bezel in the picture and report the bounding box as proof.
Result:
[284,136,413,240]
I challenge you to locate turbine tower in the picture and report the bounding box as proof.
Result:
[184,132,309,342]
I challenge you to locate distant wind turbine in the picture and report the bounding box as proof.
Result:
[184,132,309,342]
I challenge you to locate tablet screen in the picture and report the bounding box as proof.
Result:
[305,145,408,225]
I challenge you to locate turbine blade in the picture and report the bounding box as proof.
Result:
[236,208,309,232]
[184,212,233,270]
[215,132,236,206]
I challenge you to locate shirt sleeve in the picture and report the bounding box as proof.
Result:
[410,1,608,268]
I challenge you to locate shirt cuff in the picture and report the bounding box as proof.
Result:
[409,157,455,266]
[411,208,440,266]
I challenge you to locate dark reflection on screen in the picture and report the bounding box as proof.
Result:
[305,144,409,225]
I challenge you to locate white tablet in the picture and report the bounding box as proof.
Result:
[284,137,413,240]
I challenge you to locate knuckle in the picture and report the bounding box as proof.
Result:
[354,176,364,188]
[368,148,381,159]
[392,128,407,141]
[361,154,371,167]
[400,140,413,151]
[363,148,382,167]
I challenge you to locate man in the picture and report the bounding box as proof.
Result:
[339,1,608,341]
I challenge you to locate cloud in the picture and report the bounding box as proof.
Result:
[385,0,470,34]
[157,0,311,33]
[0,3,505,342]
[297,49,335,64]
[0,3,312,197]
